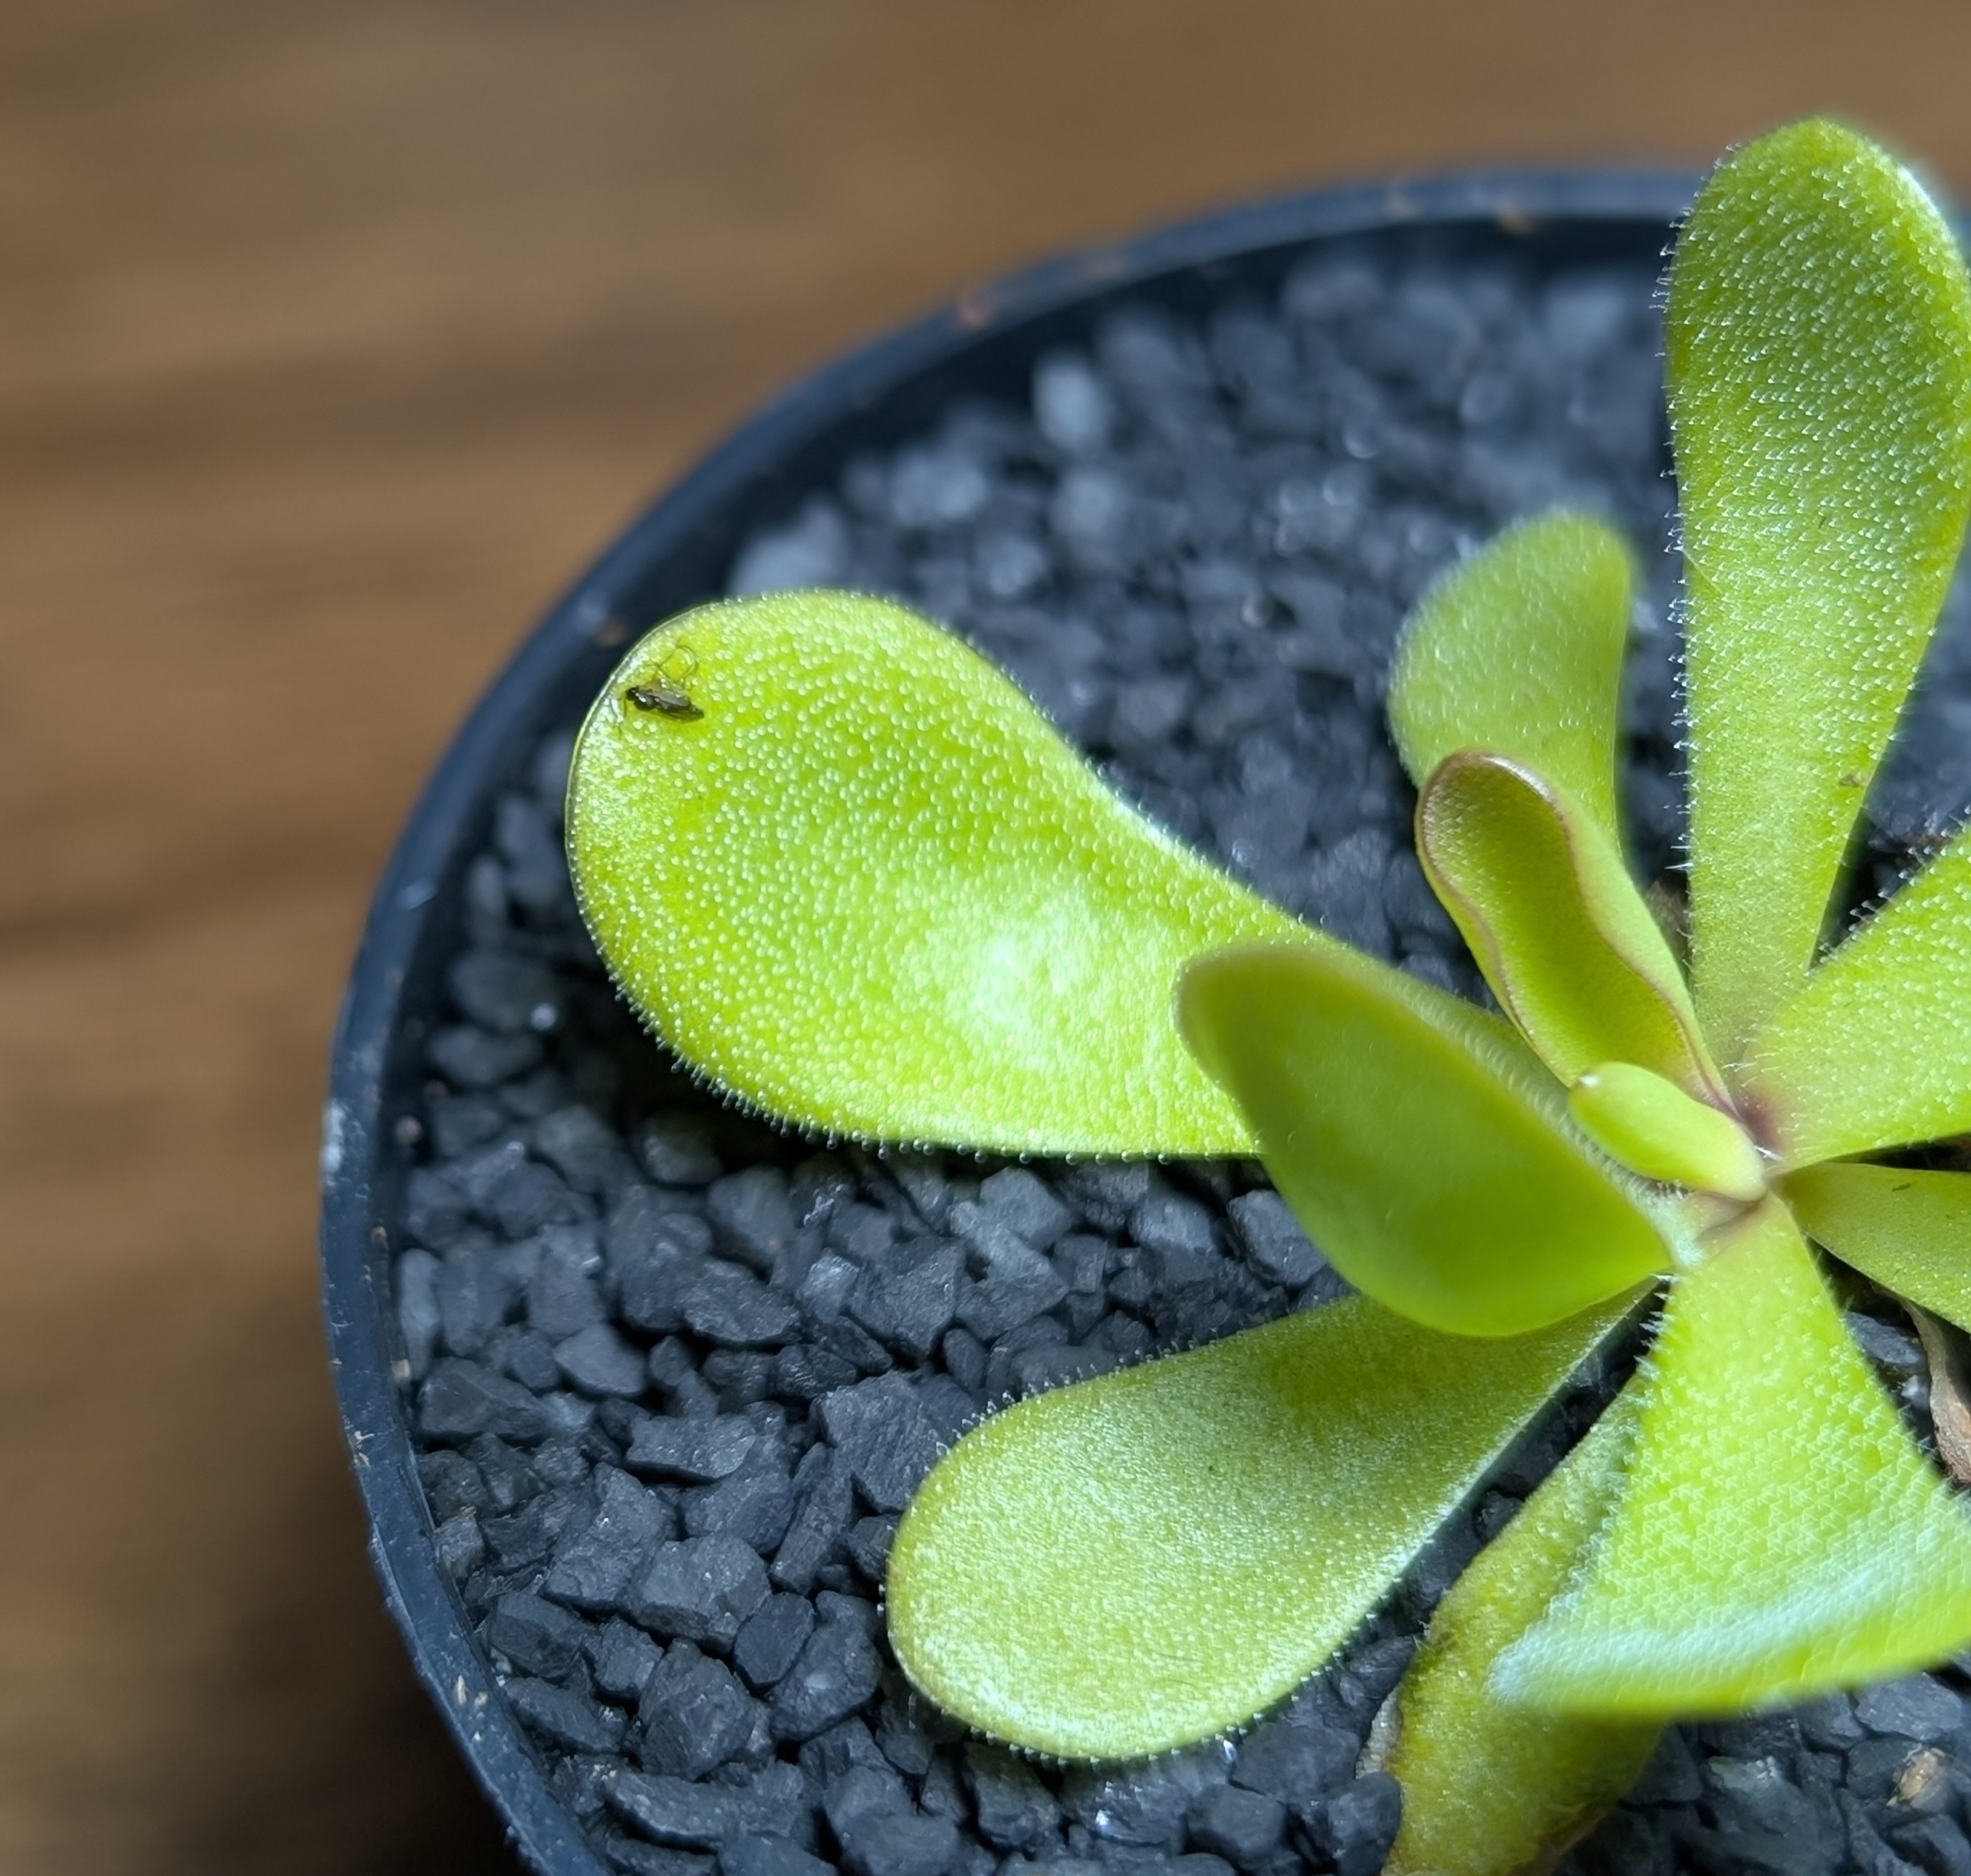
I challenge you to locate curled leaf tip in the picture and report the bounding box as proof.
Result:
[1416,751,1720,1099]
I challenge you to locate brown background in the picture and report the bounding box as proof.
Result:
[6,2,1971,1870]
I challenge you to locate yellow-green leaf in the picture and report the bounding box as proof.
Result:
[1416,752,1721,1098]
[887,1295,1633,1760]
[1671,119,1971,1058]
[1388,512,1634,844]
[1178,942,1671,1337]
[1567,1063,1766,1203]
[1745,829,1971,1165]
[1496,1199,1971,1714]
[565,591,1310,1155]
[1784,1162,1971,1334]
[1386,1390,1660,1876]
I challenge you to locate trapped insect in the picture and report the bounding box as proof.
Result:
[624,680,702,721]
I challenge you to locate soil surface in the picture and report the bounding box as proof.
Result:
[387,231,1971,1876]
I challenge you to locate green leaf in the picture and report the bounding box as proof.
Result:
[886,1294,1633,1760]
[1385,1389,1660,1876]
[1495,1198,1971,1715]
[1568,1063,1766,1203]
[565,591,1309,1155]
[1388,512,1634,844]
[1784,1162,1971,1334]
[1671,119,1971,1058]
[1744,829,1971,1165]
[1416,752,1721,1097]
[1178,941,1671,1337]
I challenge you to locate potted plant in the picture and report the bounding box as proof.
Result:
[564,118,1971,1875]
[320,126,1971,1876]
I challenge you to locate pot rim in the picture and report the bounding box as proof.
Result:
[318,165,1698,1876]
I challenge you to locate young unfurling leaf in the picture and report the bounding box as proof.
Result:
[1416,753,1720,1098]
[1568,1063,1765,1204]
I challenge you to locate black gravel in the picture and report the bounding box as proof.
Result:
[387,232,1971,1876]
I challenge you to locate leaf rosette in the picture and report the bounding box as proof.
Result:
[565,119,1971,1875]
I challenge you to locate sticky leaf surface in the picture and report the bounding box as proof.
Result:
[1497,1201,1971,1714]
[1387,1390,1659,1876]
[1389,512,1634,842]
[1179,942,1668,1336]
[1417,753,1719,1096]
[566,592,1308,1155]
[887,1296,1630,1760]
[1672,119,1971,1055]
[1783,1162,1971,1334]
[1745,830,1971,1165]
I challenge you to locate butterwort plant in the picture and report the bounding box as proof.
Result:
[565,121,1971,1872]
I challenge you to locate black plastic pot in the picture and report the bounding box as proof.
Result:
[320,169,1697,1875]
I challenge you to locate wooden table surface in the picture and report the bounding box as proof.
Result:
[9,3,1971,1868]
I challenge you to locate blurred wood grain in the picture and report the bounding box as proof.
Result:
[6,1,1971,1868]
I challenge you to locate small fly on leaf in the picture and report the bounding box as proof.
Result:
[625,680,703,721]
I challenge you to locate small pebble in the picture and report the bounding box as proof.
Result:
[504,1675,627,1756]
[590,1618,666,1703]
[963,1744,1059,1851]
[1298,1773,1401,1876]
[487,1589,591,1680]
[1061,1749,1228,1849]
[1188,1784,1286,1867]
[627,1415,759,1483]
[419,1358,552,1444]
[721,1836,836,1876]
[606,1771,749,1850]
[816,1377,941,1515]
[734,1594,818,1692]
[432,1509,484,1581]
[558,1323,650,1398]
[1857,1676,1965,1743]
[637,1642,766,1780]
[544,1466,675,1611]
[637,1114,724,1188]
[1225,1192,1324,1289]
[772,1454,855,1597]
[627,1538,770,1650]
[770,1610,884,1742]
[709,1168,798,1272]
[848,1242,960,1362]
[536,1104,639,1198]
[682,1263,803,1349]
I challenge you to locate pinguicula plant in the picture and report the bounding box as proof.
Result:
[564,120,1971,1871]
